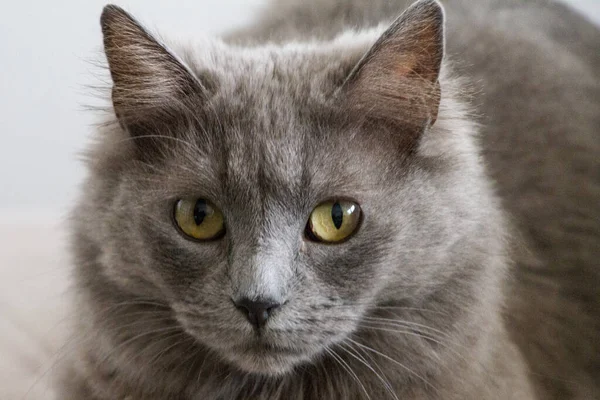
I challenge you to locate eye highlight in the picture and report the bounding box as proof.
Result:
[174,198,225,240]
[306,200,361,243]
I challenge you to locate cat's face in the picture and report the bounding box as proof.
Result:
[160,106,398,374]
[94,1,469,376]
[109,70,418,375]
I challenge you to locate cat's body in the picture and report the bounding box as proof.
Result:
[58,0,599,399]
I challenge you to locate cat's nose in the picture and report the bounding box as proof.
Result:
[233,297,281,329]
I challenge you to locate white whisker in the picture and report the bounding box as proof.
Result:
[346,338,438,394]
[340,341,399,400]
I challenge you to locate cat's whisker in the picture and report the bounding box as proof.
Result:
[195,345,212,387]
[102,330,191,396]
[355,323,447,347]
[359,316,455,340]
[180,343,204,382]
[327,314,458,345]
[145,332,196,369]
[325,347,371,400]
[91,305,173,318]
[349,339,395,386]
[97,318,181,339]
[94,311,174,326]
[335,299,490,319]
[346,338,438,394]
[339,341,399,400]
[78,299,172,318]
[352,322,498,384]
[331,303,452,316]
[92,325,184,367]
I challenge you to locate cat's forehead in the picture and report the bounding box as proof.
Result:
[184,49,335,189]
[182,31,380,102]
[212,52,340,106]
[164,35,399,204]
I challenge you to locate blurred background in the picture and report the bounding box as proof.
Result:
[0,0,598,398]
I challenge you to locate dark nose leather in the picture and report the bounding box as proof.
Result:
[234,298,281,329]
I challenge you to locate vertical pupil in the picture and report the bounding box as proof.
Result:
[193,199,208,225]
[331,202,343,229]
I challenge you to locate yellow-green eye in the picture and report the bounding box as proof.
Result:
[306,200,361,243]
[174,198,225,240]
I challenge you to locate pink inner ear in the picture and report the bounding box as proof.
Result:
[339,1,444,134]
[382,51,430,80]
[394,55,418,77]
[347,0,444,85]
[387,29,443,80]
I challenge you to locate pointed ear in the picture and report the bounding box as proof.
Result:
[100,5,207,134]
[342,0,444,139]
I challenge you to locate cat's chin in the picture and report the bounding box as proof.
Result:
[220,344,315,376]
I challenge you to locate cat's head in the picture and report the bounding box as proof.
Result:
[86,0,498,376]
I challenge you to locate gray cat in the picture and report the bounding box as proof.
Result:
[57,0,599,398]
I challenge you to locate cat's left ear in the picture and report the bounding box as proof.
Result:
[341,0,444,138]
[100,5,208,136]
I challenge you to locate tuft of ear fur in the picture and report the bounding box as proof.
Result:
[100,5,207,135]
[342,0,445,142]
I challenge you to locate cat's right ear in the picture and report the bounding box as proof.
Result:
[100,5,208,136]
[339,0,445,147]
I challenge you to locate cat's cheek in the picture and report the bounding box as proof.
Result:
[96,247,165,298]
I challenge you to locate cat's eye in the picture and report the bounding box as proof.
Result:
[174,198,225,240]
[306,200,361,243]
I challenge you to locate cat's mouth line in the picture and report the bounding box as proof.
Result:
[233,342,305,356]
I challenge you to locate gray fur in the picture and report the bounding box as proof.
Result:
[58,0,599,399]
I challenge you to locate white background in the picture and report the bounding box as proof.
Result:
[0,1,598,399]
